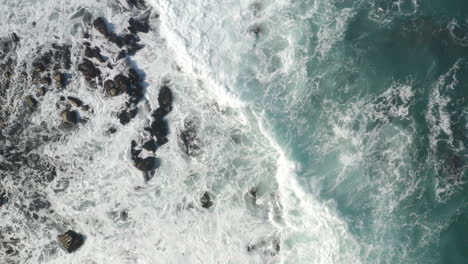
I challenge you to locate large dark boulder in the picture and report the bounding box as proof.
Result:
[128,17,150,34]
[142,139,157,152]
[158,86,173,115]
[78,58,101,81]
[93,17,110,37]
[150,114,168,138]
[61,110,79,124]
[114,74,131,94]
[134,156,159,171]
[104,79,119,96]
[57,230,84,253]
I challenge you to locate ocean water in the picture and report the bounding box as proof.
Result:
[0,0,466,263]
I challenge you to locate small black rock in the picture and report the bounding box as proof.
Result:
[67,96,83,107]
[128,17,150,34]
[57,230,84,253]
[143,139,157,152]
[200,192,214,209]
[93,17,109,37]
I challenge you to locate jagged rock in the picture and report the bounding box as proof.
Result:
[142,139,157,152]
[149,114,168,138]
[52,44,72,70]
[114,74,131,94]
[57,230,84,253]
[53,72,65,88]
[61,110,79,124]
[128,68,140,84]
[122,33,139,46]
[38,87,47,96]
[81,105,90,111]
[11,33,19,43]
[108,33,124,48]
[84,46,106,63]
[127,0,147,9]
[158,86,173,115]
[118,108,138,125]
[128,17,150,34]
[200,192,213,209]
[134,156,158,171]
[93,17,110,37]
[67,96,83,107]
[78,58,100,81]
[116,50,127,61]
[156,137,168,146]
[107,127,117,134]
[104,79,119,96]
[24,95,38,107]
[0,189,8,207]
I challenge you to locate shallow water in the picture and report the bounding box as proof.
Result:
[0,0,467,263]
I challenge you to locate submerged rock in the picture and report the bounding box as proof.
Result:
[180,119,199,155]
[134,156,159,171]
[200,192,214,209]
[61,110,79,124]
[57,230,84,253]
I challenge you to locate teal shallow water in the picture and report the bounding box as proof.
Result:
[233,0,468,263]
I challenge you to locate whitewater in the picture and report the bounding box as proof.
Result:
[0,0,467,263]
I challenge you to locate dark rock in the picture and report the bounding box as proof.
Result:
[24,95,38,107]
[67,96,83,107]
[127,0,147,9]
[52,44,72,70]
[11,33,19,43]
[32,21,36,26]
[60,96,66,101]
[84,46,106,63]
[61,110,79,124]
[38,87,47,96]
[116,50,127,61]
[118,108,138,125]
[107,127,117,134]
[122,33,139,46]
[158,86,173,115]
[114,74,131,94]
[142,139,157,152]
[104,79,119,96]
[57,230,84,253]
[81,105,90,111]
[78,58,101,81]
[156,137,168,146]
[150,114,168,138]
[130,140,142,160]
[108,33,124,48]
[128,17,150,34]
[134,156,158,171]
[128,68,140,84]
[53,72,65,88]
[200,192,213,209]
[93,17,110,37]
[0,189,8,207]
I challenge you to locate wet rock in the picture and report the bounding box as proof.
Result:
[38,87,47,96]
[24,95,38,107]
[61,110,79,124]
[52,44,72,70]
[57,230,84,253]
[127,0,147,9]
[134,156,158,171]
[122,33,139,46]
[67,96,83,107]
[108,33,124,48]
[128,68,141,84]
[104,79,119,96]
[107,127,117,134]
[11,33,19,43]
[156,137,168,146]
[81,105,90,111]
[93,17,110,37]
[0,189,8,207]
[78,58,101,81]
[114,74,131,94]
[128,17,150,34]
[150,114,168,138]
[118,108,138,125]
[200,192,213,209]
[142,139,157,152]
[84,46,106,63]
[53,72,65,88]
[158,85,173,115]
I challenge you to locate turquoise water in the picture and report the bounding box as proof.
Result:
[231,0,468,263]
